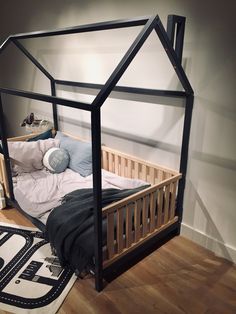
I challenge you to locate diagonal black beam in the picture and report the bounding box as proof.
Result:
[0,36,11,53]
[12,39,54,81]
[3,16,150,43]
[55,79,187,99]
[155,19,193,94]
[92,15,159,107]
[0,87,92,111]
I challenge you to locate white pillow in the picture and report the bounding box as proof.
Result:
[8,139,60,175]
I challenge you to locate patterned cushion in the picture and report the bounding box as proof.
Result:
[43,147,70,173]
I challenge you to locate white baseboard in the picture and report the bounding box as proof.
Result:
[181,223,236,264]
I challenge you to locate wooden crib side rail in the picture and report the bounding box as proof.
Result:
[102,146,179,184]
[102,173,181,267]
[0,154,9,197]
[7,132,43,141]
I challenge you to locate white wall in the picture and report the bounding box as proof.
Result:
[0,0,235,262]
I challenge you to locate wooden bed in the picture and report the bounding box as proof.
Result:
[0,132,181,270]
[0,14,194,291]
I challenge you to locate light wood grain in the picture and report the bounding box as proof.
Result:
[0,209,235,314]
[0,132,182,271]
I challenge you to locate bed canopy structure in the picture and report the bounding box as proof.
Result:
[0,14,194,291]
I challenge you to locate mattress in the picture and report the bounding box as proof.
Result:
[13,168,147,224]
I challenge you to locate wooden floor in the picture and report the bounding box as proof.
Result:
[0,208,236,314]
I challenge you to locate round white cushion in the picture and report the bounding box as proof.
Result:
[43,147,69,173]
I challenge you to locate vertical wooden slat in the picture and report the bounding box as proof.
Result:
[107,212,115,259]
[146,167,150,184]
[142,196,148,237]
[134,162,139,179]
[150,167,155,185]
[141,164,147,181]
[158,170,164,182]
[117,208,124,253]
[149,192,156,232]
[170,181,177,219]
[114,154,119,175]
[1,162,8,195]
[154,169,159,184]
[157,187,164,227]
[0,161,4,183]
[163,184,170,224]
[102,150,108,170]
[108,153,113,172]
[121,157,126,177]
[127,159,132,178]
[134,200,141,242]
[126,204,133,248]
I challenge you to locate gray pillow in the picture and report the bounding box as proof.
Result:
[43,147,70,173]
[55,131,92,177]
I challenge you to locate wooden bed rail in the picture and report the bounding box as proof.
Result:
[0,154,9,197]
[102,174,181,267]
[101,143,181,267]
[0,131,181,270]
[102,145,179,184]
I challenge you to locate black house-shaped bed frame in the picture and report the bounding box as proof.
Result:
[0,14,194,291]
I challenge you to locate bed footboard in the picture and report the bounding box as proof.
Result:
[102,174,181,268]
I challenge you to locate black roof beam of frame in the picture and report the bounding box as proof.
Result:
[0,16,151,52]
[0,88,92,111]
[12,39,54,81]
[0,14,193,105]
[55,79,187,99]
[155,19,193,95]
[92,15,159,108]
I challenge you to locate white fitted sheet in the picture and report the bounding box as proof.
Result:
[13,168,147,224]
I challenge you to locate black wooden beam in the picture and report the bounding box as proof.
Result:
[50,81,59,131]
[2,16,150,43]
[167,15,186,64]
[92,15,159,107]
[55,79,187,99]
[155,19,193,94]
[176,93,194,223]
[0,87,92,111]
[12,39,54,81]
[91,107,103,292]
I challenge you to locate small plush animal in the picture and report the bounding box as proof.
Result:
[21,113,34,127]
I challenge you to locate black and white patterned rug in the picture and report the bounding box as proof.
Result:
[0,222,76,314]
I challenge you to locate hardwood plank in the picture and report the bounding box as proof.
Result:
[0,208,235,314]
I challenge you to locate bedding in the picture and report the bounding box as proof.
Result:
[45,186,148,274]
[27,128,53,141]
[13,168,148,224]
[8,138,59,175]
[55,131,92,177]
